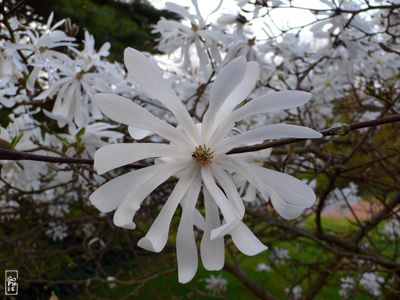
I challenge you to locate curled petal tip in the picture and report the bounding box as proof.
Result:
[137,237,162,253]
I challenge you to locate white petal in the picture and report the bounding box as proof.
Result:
[243,184,257,202]
[36,77,70,100]
[113,161,188,229]
[269,189,307,219]
[137,167,199,252]
[165,2,197,23]
[232,90,311,122]
[210,219,240,240]
[94,143,190,174]
[128,126,151,140]
[176,172,203,283]
[230,222,268,256]
[210,164,245,218]
[216,154,272,204]
[124,48,200,144]
[193,209,206,230]
[90,164,163,213]
[248,164,316,218]
[209,91,312,146]
[202,56,247,142]
[201,167,240,222]
[217,124,322,153]
[94,93,188,145]
[200,188,225,271]
[218,156,316,219]
[213,61,260,129]
[26,66,40,92]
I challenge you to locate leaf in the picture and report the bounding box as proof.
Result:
[11,134,23,148]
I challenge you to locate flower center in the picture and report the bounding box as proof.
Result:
[191,23,199,32]
[192,144,214,166]
[247,37,256,47]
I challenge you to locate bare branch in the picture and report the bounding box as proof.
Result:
[0,115,399,165]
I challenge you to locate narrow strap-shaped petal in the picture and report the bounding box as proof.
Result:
[209,91,312,146]
[176,172,202,283]
[246,164,316,215]
[193,209,206,230]
[217,155,315,219]
[210,164,245,218]
[165,2,197,23]
[216,123,322,153]
[216,154,272,203]
[94,143,190,174]
[199,188,266,256]
[128,126,151,140]
[230,221,268,256]
[137,167,199,252]
[36,76,71,100]
[200,188,225,271]
[230,90,312,124]
[210,219,240,240]
[113,161,189,229]
[213,61,260,130]
[95,93,188,145]
[26,66,40,92]
[90,163,166,213]
[124,48,200,145]
[201,167,241,222]
[202,56,247,142]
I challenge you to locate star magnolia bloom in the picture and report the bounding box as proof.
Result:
[90,47,322,283]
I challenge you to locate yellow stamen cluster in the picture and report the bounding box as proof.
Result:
[192,144,214,166]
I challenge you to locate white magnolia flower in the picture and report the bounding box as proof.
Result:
[339,276,355,298]
[256,262,271,272]
[36,61,109,126]
[270,247,290,263]
[383,218,400,241]
[360,272,384,297]
[90,47,321,283]
[154,1,222,70]
[46,222,68,241]
[106,276,117,289]
[222,35,261,65]
[204,274,228,294]
[71,31,110,71]
[13,13,75,91]
[286,285,303,300]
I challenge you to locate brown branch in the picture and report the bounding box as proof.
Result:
[0,148,94,164]
[224,262,276,300]
[0,115,399,165]
[228,114,400,154]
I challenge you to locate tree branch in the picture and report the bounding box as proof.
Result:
[0,115,399,165]
[224,262,277,300]
[228,114,400,154]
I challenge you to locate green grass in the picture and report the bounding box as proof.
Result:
[6,215,389,299]
[122,216,381,299]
